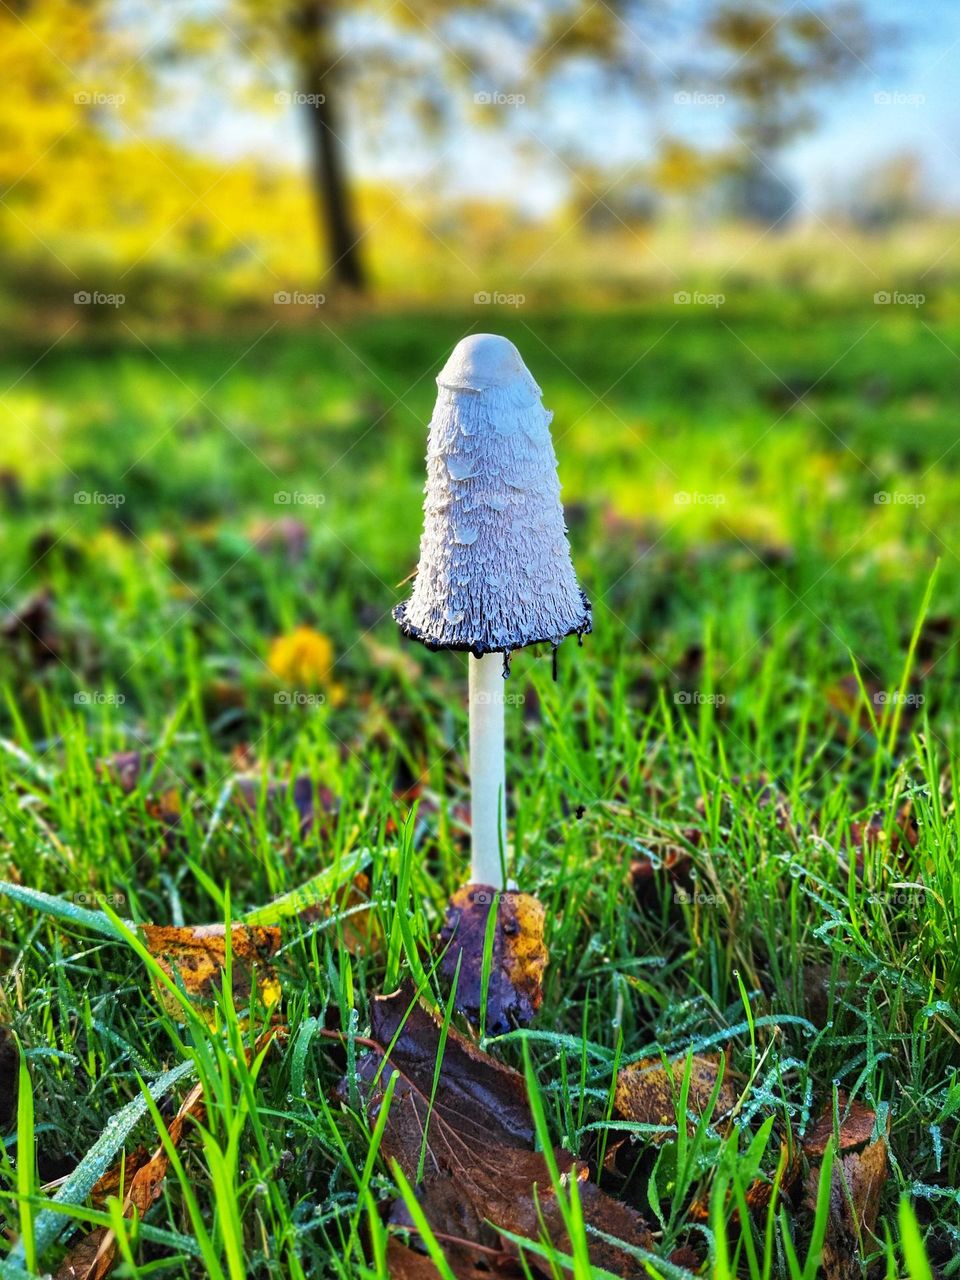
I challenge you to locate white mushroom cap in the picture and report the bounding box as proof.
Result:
[394,334,591,655]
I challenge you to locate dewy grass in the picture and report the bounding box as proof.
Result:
[1,293,957,1274]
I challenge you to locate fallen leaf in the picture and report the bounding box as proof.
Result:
[803,1098,889,1280]
[803,1094,878,1159]
[615,1054,738,1145]
[386,1236,524,1278]
[345,985,655,1278]
[89,1146,151,1206]
[439,886,548,1034]
[55,1079,207,1280]
[55,1028,283,1280]
[139,923,281,1022]
[809,1140,889,1279]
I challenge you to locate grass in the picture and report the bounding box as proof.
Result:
[0,287,959,1276]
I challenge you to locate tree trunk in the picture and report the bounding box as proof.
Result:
[294,2,366,292]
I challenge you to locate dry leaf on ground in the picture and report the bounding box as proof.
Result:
[345,984,654,1278]
[803,1095,878,1159]
[55,1079,206,1280]
[439,885,547,1034]
[386,1236,525,1278]
[139,922,281,1022]
[803,1097,890,1280]
[55,1028,284,1280]
[615,1053,738,1144]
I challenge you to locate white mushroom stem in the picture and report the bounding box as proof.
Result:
[468,653,506,887]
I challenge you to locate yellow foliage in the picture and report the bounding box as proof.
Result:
[268,626,334,688]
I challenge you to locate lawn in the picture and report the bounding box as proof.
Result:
[1,291,959,1276]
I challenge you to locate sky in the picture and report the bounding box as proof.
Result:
[147,0,960,216]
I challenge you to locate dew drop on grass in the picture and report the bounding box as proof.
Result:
[923,1001,952,1017]
[932,1125,943,1171]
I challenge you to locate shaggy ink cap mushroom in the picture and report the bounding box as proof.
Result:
[393,334,591,657]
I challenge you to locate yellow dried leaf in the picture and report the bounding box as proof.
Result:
[615,1053,737,1144]
[139,922,281,1023]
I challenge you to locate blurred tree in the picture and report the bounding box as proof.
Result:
[828,151,931,230]
[4,0,883,292]
[705,3,881,223]
[223,0,878,280]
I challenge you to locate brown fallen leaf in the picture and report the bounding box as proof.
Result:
[439,886,548,1035]
[55,1079,207,1280]
[803,1094,878,1159]
[90,1147,151,1206]
[386,1236,525,1278]
[55,1027,284,1280]
[345,984,655,1277]
[809,1140,889,1279]
[615,1053,738,1145]
[139,923,281,1022]
[803,1097,889,1280]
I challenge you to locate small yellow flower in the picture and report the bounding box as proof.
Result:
[268,626,334,688]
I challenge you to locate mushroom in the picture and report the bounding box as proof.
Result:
[394,334,591,887]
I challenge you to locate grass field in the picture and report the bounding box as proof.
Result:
[1,289,959,1276]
